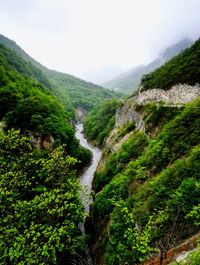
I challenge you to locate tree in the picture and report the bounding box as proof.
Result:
[107,201,153,265]
[0,129,85,264]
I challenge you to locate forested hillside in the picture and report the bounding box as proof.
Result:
[141,38,200,91]
[1,32,200,265]
[0,43,94,164]
[83,98,121,147]
[0,34,121,112]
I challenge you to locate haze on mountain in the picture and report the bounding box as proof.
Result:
[103,38,193,94]
[0,0,200,83]
[83,66,123,85]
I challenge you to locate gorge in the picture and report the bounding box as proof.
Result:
[0,34,200,265]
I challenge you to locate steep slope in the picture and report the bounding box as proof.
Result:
[85,39,200,264]
[83,98,121,147]
[0,34,121,113]
[44,68,121,111]
[103,39,192,94]
[86,88,200,265]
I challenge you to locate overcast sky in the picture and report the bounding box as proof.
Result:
[0,0,200,80]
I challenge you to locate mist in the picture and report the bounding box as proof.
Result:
[0,0,200,80]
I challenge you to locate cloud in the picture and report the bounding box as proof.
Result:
[0,0,200,78]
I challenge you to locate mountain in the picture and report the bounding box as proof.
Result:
[103,38,193,94]
[84,38,200,265]
[0,34,121,113]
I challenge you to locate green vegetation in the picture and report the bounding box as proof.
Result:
[0,130,85,264]
[83,98,121,146]
[90,98,200,264]
[93,131,148,193]
[45,70,122,111]
[139,103,183,136]
[141,38,200,91]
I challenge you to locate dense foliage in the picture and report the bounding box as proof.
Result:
[141,38,200,91]
[45,70,122,111]
[90,98,200,264]
[0,130,85,264]
[83,98,120,146]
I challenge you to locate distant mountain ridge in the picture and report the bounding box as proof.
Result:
[103,38,193,94]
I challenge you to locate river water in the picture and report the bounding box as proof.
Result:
[75,123,101,265]
[75,123,101,213]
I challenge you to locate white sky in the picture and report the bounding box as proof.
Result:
[0,0,200,79]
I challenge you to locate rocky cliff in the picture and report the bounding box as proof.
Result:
[104,84,200,156]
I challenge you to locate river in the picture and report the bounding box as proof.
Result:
[75,123,102,212]
[75,123,101,265]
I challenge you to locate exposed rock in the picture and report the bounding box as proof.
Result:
[100,84,200,171]
[116,100,145,131]
[137,84,200,106]
[109,84,200,151]
[42,135,54,150]
[32,134,54,151]
[144,232,200,265]
[76,107,87,122]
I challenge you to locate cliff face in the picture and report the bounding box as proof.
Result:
[137,84,200,105]
[88,84,200,265]
[103,84,200,157]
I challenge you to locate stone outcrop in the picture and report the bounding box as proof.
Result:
[143,232,200,265]
[76,107,87,122]
[116,100,145,131]
[137,84,200,106]
[33,135,54,151]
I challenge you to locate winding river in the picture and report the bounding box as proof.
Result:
[75,123,101,265]
[75,123,102,212]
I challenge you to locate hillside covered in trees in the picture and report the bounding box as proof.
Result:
[0,34,121,113]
